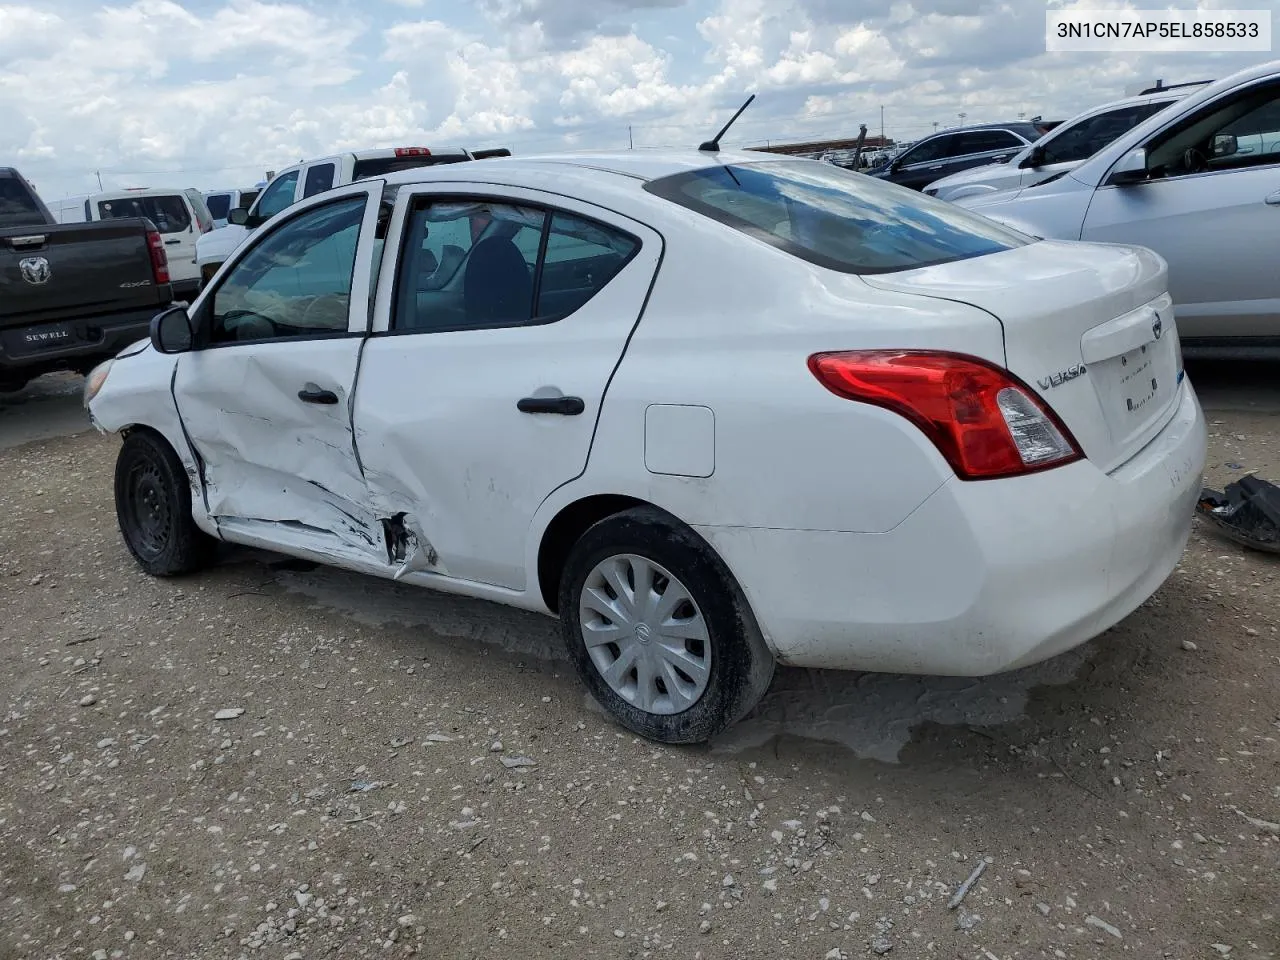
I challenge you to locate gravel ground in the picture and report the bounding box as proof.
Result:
[0,412,1277,960]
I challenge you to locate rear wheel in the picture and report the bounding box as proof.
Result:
[559,507,774,744]
[114,430,215,576]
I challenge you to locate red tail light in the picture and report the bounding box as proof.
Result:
[394,147,431,157]
[808,350,1082,480]
[146,230,170,285]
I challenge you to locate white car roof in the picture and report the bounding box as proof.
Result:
[92,187,198,201]
[380,149,781,189]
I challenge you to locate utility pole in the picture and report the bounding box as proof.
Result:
[879,105,884,143]
[95,170,103,190]
[628,125,633,150]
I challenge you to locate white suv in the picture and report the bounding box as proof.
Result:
[924,84,1207,202]
[195,146,507,285]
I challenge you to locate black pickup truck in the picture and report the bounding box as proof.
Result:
[0,167,173,392]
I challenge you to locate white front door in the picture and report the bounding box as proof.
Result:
[173,186,384,563]
[1081,79,1280,339]
[354,187,662,589]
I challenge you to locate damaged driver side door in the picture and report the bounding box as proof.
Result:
[172,185,385,565]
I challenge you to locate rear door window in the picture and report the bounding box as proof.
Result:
[98,195,192,234]
[646,160,1028,275]
[303,162,337,198]
[0,174,47,227]
[897,135,959,166]
[392,200,639,331]
[955,130,1024,154]
[205,193,232,220]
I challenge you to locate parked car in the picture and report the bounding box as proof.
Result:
[0,167,173,393]
[203,187,262,228]
[924,84,1209,201]
[51,188,214,301]
[86,151,1205,743]
[194,146,510,286]
[957,60,1280,356]
[865,123,1046,191]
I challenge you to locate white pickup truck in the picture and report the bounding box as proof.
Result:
[195,146,508,286]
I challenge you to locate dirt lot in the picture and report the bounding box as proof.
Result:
[0,372,1277,960]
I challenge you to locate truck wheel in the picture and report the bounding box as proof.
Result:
[114,430,215,576]
[559,507,775,745]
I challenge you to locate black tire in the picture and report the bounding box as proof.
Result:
[559,506,775,744]
[114,430,215,576]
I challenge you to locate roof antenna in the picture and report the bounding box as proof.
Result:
[699,94,756,152]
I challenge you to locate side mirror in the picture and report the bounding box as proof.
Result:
[150,305,194,354]
[1211,133,1238,158]
[228,207,250,226]
[1020,146,1046,169]
[1108,147,1149,185]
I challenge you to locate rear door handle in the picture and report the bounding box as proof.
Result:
[517,395,585,416]
[298,386,339,405]
[165,239,181,245]
[1265,189,1280,205]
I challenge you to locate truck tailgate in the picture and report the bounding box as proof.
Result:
[0,219,166,328]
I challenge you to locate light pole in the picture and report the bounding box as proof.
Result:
[932,122,938,133]
[958,111,967,128]
[879,104,884,144]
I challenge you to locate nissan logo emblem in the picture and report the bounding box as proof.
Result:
[1152,314,1163,340]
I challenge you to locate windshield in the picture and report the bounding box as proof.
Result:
[645,160,1030,274]
[0,173,48,227]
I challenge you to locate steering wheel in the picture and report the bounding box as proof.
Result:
[1180,147,1209,175]
[301,293,349,329]
[218,309,278,341]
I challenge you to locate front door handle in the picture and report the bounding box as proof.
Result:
[1265,189,1280,205]
[298,386,339,405]
[517,395,585,416]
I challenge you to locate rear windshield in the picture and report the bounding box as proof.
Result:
[205,193,232,219]
[644,160,1029,275]
[352,155,471,181]
[0,174,47,227]
[98,195,191,234]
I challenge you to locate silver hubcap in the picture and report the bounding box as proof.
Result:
[579,554,711,716]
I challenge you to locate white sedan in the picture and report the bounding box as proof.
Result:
[85,150,1207,744]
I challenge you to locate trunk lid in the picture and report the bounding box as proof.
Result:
[862,240,1180,473]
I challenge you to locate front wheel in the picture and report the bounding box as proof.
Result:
[114,430,215,576]
[559,507,774,744]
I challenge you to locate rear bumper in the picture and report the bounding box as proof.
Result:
[696,379,1207,675]
[0,305,161,376]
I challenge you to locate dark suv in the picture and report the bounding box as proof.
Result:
[868,123,1047,191]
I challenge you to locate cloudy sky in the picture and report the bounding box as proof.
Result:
[0,0,1271,199]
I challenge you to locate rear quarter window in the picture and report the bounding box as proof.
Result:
[645,160,1030,274]
[98,195,192,234]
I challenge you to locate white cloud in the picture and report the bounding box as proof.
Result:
[0,0,1268,199]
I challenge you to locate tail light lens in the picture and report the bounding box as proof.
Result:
[146,230,170,285]
[808,350,1082,480]
[394,147,431,157]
